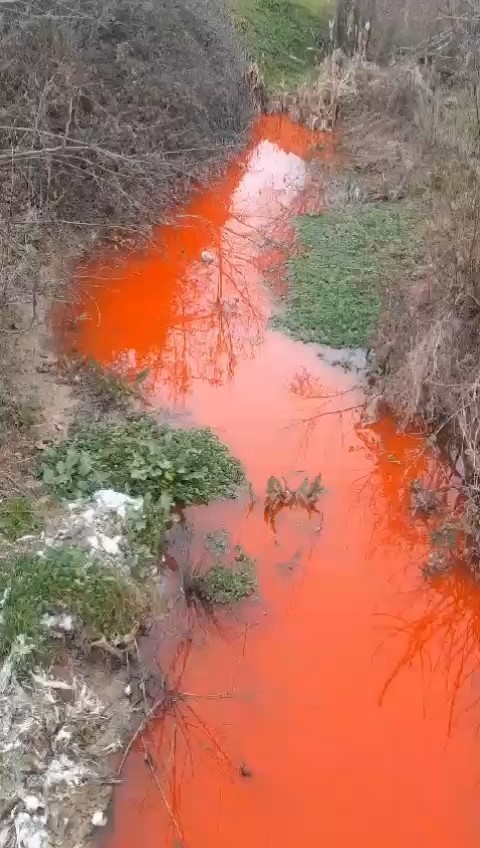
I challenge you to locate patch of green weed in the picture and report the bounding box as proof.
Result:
[40,417,244,503]
[0,547,141,658]
[274,204,418,348]
[233,0,332,88]
[192,545,257,605]
[0,496,42,541]
[126,492,174,562]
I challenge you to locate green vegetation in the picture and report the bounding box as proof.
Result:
[0,547,141,658]
[233,0,333,87]
[73,360,144,413]
[126,492,174,562]
[40,416,244,503]
[0,496,42,541]
[274,205,418,348]
[191,544,257,605]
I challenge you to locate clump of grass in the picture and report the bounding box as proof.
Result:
[40,416,244,503]
[233,0,332,89]
[186,544,257,606]
[274,204,418,348]
[0,547,142,658]
[0,393,38,433]
[0,496,43,541]
[71,359,144,413]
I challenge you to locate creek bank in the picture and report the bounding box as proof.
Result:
[0,398,257,848]
[268,51,480,572]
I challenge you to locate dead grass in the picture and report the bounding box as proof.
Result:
[317,48,480,562]
[275,36,480,561]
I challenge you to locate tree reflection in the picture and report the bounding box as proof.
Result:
[377,562,480,733]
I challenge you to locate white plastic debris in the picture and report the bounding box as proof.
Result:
[0,825,12,848]
[124,683,132,698]
[40,613,75,634]
[200,249,215,263]
[94,489,142,518]
[91,811,107,827]
[99,534,121,555]
[23,797,43,813]
[31,672,73,691]
[45,754,90,788]
[54,727,72,748]
[14,812,49,848]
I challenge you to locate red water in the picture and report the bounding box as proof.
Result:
[70,116,480,846]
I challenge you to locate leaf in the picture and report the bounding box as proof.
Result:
[42,466,55,484]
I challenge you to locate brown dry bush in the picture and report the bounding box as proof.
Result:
[0,0,253,228]
[341,3,480,558]
[0,0,254,491]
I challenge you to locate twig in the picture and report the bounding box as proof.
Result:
[117,689,168,775]
[142,740,187,845]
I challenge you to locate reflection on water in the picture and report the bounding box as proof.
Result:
[68,119,323,403]
[69,117,480,847]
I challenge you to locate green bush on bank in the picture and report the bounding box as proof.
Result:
[40,417,244,503]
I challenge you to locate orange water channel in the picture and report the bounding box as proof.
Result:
[68,116,480,846]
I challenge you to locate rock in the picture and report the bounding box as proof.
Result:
[239,761,253,778]
[200,250,215,264]
[91,811,107,827]
[99,533,121,555]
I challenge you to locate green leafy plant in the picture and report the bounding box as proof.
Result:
[0,547,142,659]
[126,492,174,560]
[185,543,257,606]
[264,473,324,528]
[40,417,244,503]
[273,204,418,348]
[0,496,42,541]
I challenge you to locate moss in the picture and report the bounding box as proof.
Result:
[40,416,244,503]
[273,204,418,348]
[0,496,42,541]
[0,547,142,658]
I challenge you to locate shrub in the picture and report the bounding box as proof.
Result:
[0,0,253,229]
[186,544,257,605]
[40,416,244,502]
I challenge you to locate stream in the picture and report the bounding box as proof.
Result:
[70,116,480,846]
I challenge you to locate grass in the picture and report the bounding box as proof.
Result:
[39,416,244,503]
[188,544,257,606]
[0,547,142,658]
[71,359,144,413]
[274,204,418,348]
[0,496,42,541]
[232,0,333,88]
